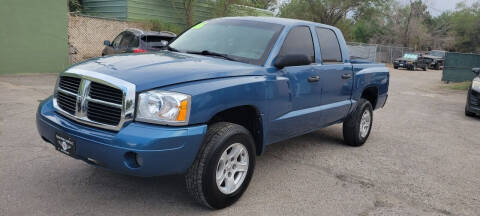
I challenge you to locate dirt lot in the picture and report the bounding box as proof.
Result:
[0,68,479,216]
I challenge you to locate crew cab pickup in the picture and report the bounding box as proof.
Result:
[36,17,389,209]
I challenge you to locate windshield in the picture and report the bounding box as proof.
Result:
[403,53,418,59]
[428,51,445,57]
[169,19,284,65]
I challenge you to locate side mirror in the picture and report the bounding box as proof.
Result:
[160,40,168,47]
[274,54,311,69]
[473,68,480,75]
[104,40,111,46]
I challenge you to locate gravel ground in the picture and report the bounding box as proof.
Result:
[0,68,479,216]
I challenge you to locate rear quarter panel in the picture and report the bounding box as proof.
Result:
[352,64,390,110]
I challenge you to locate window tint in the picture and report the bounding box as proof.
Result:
[112,33,123,48]
[278,26,315,62]
[315,28,342,62]
[119,32,136,48]
[169,20,283,65]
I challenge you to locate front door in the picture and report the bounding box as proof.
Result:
[271,26,322,137]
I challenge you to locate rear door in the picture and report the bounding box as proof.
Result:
[312,27,353,125]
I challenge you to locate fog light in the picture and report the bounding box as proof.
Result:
[124,152,143,168]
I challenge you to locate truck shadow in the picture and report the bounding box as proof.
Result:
[50,126,345,212]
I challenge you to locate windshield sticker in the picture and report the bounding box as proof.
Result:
[192,22,207,29]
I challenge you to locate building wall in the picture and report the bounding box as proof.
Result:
[127,0,213,27]
[0,0,68,74]
[83,0,274,27]
[82,0,128,20]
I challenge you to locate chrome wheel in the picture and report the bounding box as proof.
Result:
[359,110,371,138]
[216,143,249,195]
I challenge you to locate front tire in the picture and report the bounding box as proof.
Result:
[465,105,476,117]
[185,122,256,209]
[343,99,373,146]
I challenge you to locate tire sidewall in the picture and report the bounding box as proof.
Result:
[355,100,373,144]
[203,130,256,209]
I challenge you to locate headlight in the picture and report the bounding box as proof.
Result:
[136,90,191,125]
[472,77,480,91]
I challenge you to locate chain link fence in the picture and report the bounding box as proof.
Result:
[347,42,415,63]
[68,14,150,64]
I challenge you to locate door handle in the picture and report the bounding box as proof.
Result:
[342,73,353,79]
[308,76,320,82]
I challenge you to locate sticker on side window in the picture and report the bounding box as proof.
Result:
[192,21,207,29]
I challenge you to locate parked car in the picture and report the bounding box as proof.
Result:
[102,29,176,55]
[423,50,446,70]
[393,53,428,71]
[36,17,389,209]
[465,68,480,117]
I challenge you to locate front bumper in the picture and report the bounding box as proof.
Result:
[394,62,412,69]
[36,97,207,177]
[467,89,480,115]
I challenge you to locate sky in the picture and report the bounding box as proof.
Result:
[399,0,478,16]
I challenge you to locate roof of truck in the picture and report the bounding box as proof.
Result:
[216,16,336,29]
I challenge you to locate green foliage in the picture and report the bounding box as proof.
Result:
[279,0,389,26]
[69,0,82,12]
[278,0,480,52]
[443,81,471,91]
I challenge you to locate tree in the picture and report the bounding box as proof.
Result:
[69,0,82,12]
[247,0,278,9]
[279,0,388,26]
[171,0,197,27]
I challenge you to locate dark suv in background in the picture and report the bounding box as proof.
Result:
[465,68,480,117]
[423,50,446,70]
[393,53,428,71]
[102,29,176,56]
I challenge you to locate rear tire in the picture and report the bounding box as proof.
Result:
[185,122,256,209]
[343,99,373,147]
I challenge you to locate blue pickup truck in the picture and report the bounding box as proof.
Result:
[36,17,389,209]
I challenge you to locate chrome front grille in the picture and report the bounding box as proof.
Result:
[59,76,81,93]
[53,69,136,131]
[89,82,123,104]
[56,91,77,115]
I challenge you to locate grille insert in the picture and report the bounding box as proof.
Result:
[59,76,81,93]
[87,102,122,125]
[89,82,123,104]
[57,91,77,115]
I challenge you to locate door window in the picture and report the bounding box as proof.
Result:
[315,28,342,63]
[278,26,315,62]
[112,33,123,48]
[119,32,136,49]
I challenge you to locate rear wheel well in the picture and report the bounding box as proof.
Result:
[361,86,378,109]
[208,106,263,155]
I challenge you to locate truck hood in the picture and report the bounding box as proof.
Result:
[395,58,414,61]
[70,51,265,92]
[422,55,443,60]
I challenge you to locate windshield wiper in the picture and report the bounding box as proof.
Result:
[186,50,237,62]
[167,45,180,52]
